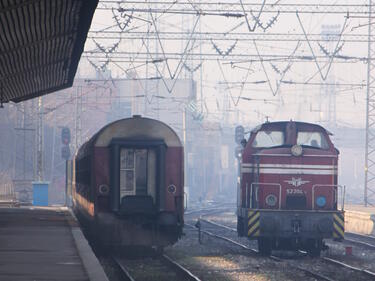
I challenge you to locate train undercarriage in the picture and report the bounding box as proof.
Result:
[237,208,345,256]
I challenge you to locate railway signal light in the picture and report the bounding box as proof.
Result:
[61,127,71,160]
[235,125,244,144]
[61,127,71,145]
[61,146,70,160]
[235,146,243,159]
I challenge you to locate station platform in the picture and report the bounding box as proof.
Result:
[0,206,108,281]
[344,204,375,236]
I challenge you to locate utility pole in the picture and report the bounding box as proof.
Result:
[183,107,187,191]
[365,0,375,207]
[320,24,339,128]
[35,97,44,181]
[74,86,83,153]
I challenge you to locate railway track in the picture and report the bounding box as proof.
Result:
[185,222,334,281]
[184,205,236,216]
[112,254,201,281]
[344,232,375,250]
[190,217,375,281]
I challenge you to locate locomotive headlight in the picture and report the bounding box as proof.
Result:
[265,194,277,207]
[291,145,303,156]
[316,196,326,207]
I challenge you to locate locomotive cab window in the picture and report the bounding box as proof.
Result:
[120,148,156,201]
[297,131,329,149]
[252,130,285,148]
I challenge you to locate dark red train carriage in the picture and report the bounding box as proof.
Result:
[71,116,184,250]
[237,121,345,256]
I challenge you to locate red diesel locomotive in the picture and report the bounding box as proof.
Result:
[237,121,345,256]
[71,116,184,250]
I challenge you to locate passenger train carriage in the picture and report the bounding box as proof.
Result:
[70,116,184,251]
[237,121,345,256]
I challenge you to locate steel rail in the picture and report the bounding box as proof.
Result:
[323,257,375,279]
[345,232,375,243]
[295,266,336,281]
[112,254,202,281]
[111,256,136,281]
[185,222,333,281]
[185,222,257,253]
[342,232,375,250]
[198,217,237,232]
[344,237,375,250]
[196,218,375,280]
[161,254,202,281]
[184,206,235,216]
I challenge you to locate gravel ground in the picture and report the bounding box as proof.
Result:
[94,208,374,281]
[164,212,317,281]
[325,239,375,273]
[201,210,375,281]
[115,256,192,281]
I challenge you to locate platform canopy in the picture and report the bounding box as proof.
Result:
[0,0,98,103]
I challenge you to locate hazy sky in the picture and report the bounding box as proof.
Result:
[80,0,370,129]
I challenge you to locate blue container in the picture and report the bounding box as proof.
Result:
[32,182,49,206]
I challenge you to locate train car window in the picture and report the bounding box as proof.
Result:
[121,149,134,169]
[135,150,147,195]
[119,148,157,200]
[252,130,284,148]
[297,132,329,149]
[120,149,136,197]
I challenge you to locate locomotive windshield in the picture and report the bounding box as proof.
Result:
[252,130,285,148]
[297,131,329,149]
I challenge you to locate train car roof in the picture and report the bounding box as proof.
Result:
[76,116,182,158]
[251,121,333,135]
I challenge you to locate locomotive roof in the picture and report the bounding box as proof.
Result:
[252,121,332,135]
[76,116,182,159]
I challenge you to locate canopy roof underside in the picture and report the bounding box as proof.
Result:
[0,0,98,103]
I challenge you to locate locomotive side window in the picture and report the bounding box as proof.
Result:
[252,130,284,148]
[120,148,156,199]
[297,132,329,149]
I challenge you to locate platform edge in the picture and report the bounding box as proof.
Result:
[66,208,109,281]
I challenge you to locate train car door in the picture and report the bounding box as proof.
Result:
[110,140,166,214]
[119,148,157,201]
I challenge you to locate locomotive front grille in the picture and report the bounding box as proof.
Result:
[286,195,307,210]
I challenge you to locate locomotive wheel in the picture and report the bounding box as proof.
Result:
[307,239,322,257]
[258,237,272,256]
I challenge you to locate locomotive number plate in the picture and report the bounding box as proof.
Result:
[286,189,304,195]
